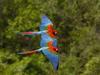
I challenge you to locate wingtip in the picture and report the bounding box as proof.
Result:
[42,50,59,70]
[53,55,59,71]
[41,15,48,19]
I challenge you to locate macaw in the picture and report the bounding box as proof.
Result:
[18,40,59,70]
[17,15,57,39]
[17,15,59,70]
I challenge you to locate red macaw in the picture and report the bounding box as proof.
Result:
[17,15,57,39]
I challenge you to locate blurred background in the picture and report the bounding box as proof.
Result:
[0,0,100,75]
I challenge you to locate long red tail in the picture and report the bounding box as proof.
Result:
[17,50,38,56]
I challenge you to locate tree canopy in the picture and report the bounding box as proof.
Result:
[0,0,100,75]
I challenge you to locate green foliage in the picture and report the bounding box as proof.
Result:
[82,56,100,75]
[0,0,100,75]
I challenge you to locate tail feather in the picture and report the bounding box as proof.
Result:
[22,32,33,34]
[17,50,38,56]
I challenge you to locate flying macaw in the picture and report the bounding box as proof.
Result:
[18,40,59,70]
[17,15,59,70]
[17,15,57,39]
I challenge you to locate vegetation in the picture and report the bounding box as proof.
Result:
[0,0,100,75]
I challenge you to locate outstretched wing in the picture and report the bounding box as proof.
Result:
[52,38,57,47]
[40,15,53,31]
[40,33,57,47]
[40,15,57,38]
[42,49,59,70]
[40,33,59,70]
[40,15,57,47]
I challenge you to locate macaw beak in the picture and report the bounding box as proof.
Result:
[53,30,58,36]
[53,47,58,52]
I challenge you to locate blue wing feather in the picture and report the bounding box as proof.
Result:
[39,15,59,70]
[40,15,53,31]
[53,38,57,47]
[40,33,59,70]
[40,33,57,47]
[42,49,59,70]
[40,33,52,47]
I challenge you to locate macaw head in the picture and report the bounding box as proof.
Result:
[48,41,58,52]
[52,46,58,52]
[48,46,58,53]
